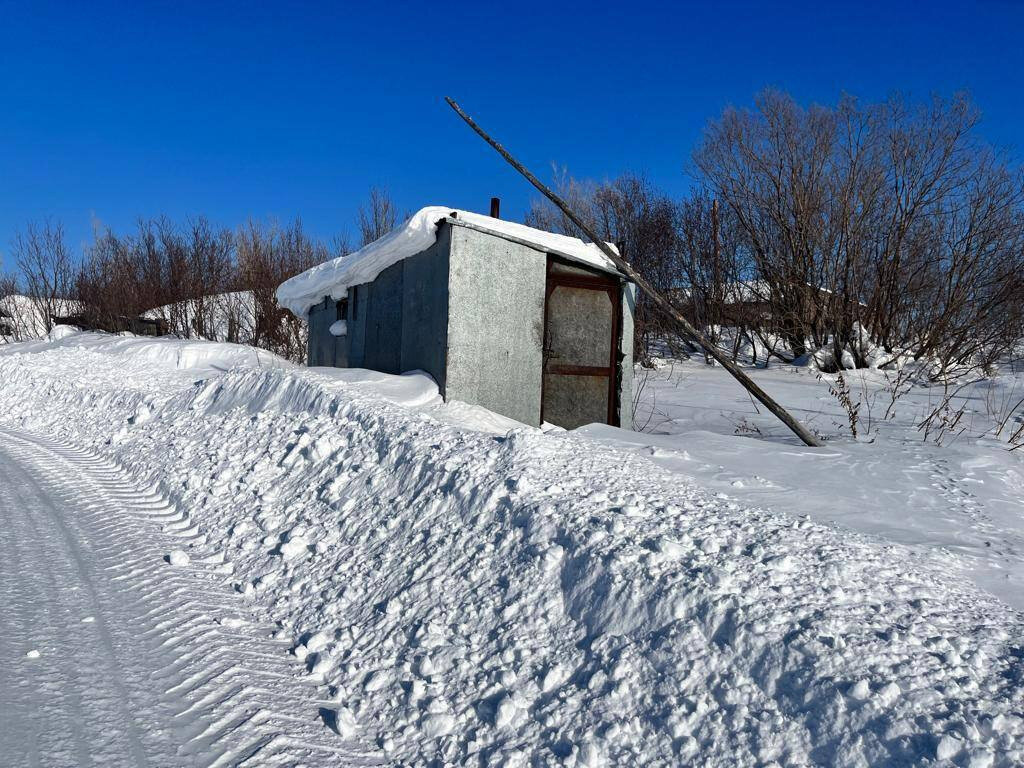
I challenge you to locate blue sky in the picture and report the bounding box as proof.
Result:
[2,0,1022,262]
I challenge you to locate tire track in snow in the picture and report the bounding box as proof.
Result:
[0,426,381,767]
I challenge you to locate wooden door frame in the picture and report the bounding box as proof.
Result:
[540,256,622,427]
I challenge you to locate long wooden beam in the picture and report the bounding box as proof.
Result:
[445,96,821,447]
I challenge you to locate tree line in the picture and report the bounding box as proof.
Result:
[0,188,400,361]
[528,90,1024,378]
[4,90,1024,378]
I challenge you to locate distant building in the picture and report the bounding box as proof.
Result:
[51,313,167,337]
[278,206,636,430]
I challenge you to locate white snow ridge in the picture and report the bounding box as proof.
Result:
[1,331,1022,767]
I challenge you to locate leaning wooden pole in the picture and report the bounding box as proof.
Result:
[445,97,821,447]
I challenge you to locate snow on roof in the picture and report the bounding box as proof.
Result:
[275,206,622,318]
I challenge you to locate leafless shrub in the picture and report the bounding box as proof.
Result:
[631,366,656,432]
[184,219,235,339]
[731,416,763,438]
[1008,417,1024,450]
[818,371,862,438]
[78,222,164,331]
[630,366,675,433]
[981,379,1022,437]
[6,182,395,361]
[73,215,328,363]
[882,367,919,421]
[694,89,1024,379]
[629,361,689,433]
[12,219,75,333]
[76,217,235,338]
[916,379,978,446]
[236,218,329,361]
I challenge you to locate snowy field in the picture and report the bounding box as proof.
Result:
[1,330,1023,766]
[591,355,1024,611]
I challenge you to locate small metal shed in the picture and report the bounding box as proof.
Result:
[290,208,636,430]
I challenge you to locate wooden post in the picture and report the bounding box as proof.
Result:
[445,96,821,447]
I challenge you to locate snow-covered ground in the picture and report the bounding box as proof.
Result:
[0,426,376,766]
[593,357,1024,611]
[2,330,1023,766]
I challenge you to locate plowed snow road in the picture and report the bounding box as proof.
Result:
[0,426,377,767]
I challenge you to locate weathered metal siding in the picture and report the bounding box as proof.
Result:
[618,282,636,430]
[399,232,450,391]
[360,261,404,374]
[347,285,366,367]
[307,240,450,389]
[303,221,636,432]
[307,298,329,366]
[306,297,347,367]
[445,225,546,426]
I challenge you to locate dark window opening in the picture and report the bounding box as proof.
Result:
[336,298,349,321]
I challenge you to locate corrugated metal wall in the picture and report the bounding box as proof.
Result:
[309,230,450,392]
[307,297,347,367]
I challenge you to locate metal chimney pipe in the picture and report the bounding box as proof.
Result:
[489,197,500,218]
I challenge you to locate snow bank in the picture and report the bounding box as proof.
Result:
[0,328,292,376]
[2,332,1023,766]
[621,355,1024,612]
[276,206,620,318]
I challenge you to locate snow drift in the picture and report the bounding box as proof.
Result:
[1,331,1022,766]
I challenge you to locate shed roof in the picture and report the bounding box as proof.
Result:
[276,206,623,317]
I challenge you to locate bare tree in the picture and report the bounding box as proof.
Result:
[75,228,127,331]
[524,166,598,239]
[73,210,336,362]
[527,171,682,361]
[675,192,756,362]
[694,89,1024,376]
[0,271,17,296]
[236,218,328,361]
[357,187,399,246]
[77,217,234,340]
[12,220,75,334]
[182,218,234,339]
[77,219,170,332]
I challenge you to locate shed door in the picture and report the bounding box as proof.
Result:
[541,263,621,429]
